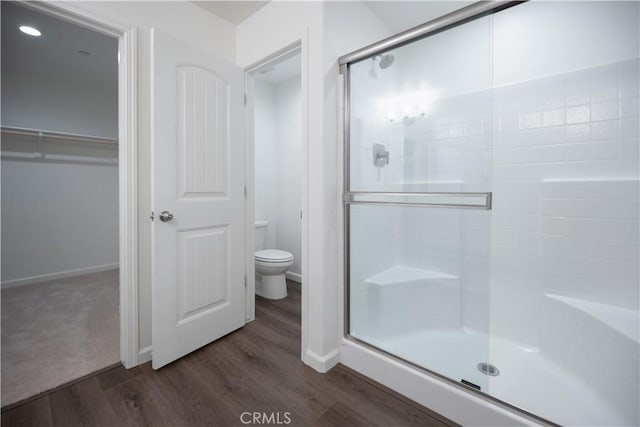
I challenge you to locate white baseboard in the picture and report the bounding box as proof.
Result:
[285,271,302,283]
[1,263,119,289]
[303,348,339,373]
[138,345,152,364]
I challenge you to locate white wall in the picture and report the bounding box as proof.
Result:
[1,69,117,138]
[275,77,303,276]
[68,0,237,357]
[238,1,329,370]
[324,0,397,364]
[254,76,303,277]
[1,31,119,287]
[1,158,119,285]
[493,1,640,87]
[238,0,392,371]
[254,79,278,250]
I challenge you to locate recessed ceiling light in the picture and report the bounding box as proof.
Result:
[19,25,41,37]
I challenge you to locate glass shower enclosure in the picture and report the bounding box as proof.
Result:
[342,2,639,425]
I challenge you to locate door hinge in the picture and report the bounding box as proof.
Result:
[244,94,247,106]
[244,185,247,198]
[150,211,155,221]
[244,276,247,288]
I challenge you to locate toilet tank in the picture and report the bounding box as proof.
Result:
[255,220,268,251]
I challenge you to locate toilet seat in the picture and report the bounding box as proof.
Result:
[255,249,293,263]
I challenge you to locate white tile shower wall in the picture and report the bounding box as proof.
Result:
[490,59,640,354]
[351,58,638,370]
[346,2,638,423]
[402,92,493,192]
[349,9,638,400]
[489,8,640,361]
[398,92,494,336]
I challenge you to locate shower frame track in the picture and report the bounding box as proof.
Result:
[338,1,525,66]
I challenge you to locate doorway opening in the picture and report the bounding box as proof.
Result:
[0,2,134,407]
[245,47,304,346]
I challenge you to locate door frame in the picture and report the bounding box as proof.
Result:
[21,2,140,368]
[243,38,309,359]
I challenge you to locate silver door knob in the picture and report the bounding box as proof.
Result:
[159,211,174,222]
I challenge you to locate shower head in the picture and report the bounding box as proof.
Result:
[367,54,394,79]
[378,53,395,69]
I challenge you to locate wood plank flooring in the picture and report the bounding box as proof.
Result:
[2,281,455,427]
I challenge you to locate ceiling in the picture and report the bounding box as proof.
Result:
[191,1,269,25]
[363,1,474,34]
[1,2,118,90]
[0,1,470,95]
[189,1,471,33]
[255,53,301,85]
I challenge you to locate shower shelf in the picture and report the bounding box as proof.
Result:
[364,265,458,286]
[545,293,639,344]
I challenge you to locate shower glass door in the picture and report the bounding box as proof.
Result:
[346,14,494,391]
[345,2,639,425]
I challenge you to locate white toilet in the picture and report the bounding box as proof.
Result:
[255,220,294,299]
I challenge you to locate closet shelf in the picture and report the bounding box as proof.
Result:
[1,126,118,146]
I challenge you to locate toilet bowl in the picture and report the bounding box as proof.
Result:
[255,249,293,299]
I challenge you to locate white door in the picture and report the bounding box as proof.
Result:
[151,29,245,369]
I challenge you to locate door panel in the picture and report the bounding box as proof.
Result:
[177,65,229,197]
[176,226,229,324]
[151,29,245,369]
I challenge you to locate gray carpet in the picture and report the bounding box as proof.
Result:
[1,269,119,407]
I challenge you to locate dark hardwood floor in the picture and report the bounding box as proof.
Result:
[2,281,454,426]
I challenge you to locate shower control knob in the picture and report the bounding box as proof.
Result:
[159,211,174,222]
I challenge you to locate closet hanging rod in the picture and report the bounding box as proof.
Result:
[1,126,118,145]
